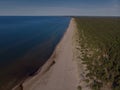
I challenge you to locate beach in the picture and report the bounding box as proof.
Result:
[15,18,79,90]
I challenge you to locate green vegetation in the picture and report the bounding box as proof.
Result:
[85,79,90,83]
[78,85,82,90]
[75,17,120,90]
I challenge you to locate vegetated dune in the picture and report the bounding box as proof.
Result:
[75,17,120,90]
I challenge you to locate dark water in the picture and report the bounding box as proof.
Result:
[0,16,70,90]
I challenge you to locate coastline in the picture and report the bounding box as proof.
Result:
[73,22,91,90]
[13,18,79,90]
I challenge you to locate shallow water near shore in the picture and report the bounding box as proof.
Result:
[0,16,70,90]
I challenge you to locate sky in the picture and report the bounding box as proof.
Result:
[0,0,119,16]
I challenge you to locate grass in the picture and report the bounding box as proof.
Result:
[75,17,120,90]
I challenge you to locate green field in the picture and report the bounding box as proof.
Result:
[75,17,120,90]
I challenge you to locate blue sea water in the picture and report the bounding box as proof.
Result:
[0,16,70,89]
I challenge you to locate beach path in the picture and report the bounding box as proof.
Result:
[23,18,79,90]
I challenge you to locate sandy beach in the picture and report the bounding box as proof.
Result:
[16,18,78,90]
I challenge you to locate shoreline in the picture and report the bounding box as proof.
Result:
[12,18,76,90]
[21,18,79,90]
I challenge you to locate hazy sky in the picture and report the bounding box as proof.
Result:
[0,0,119,16]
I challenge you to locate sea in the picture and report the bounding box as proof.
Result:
[0,16,70,90]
